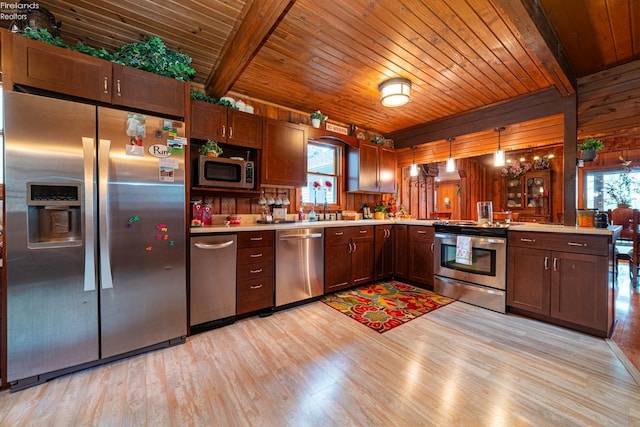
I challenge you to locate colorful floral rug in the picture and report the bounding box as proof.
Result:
[320,280,455,333]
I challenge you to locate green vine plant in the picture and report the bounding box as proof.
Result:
[190,88,238,109]
[21,28,195,81]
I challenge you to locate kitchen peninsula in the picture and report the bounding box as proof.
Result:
[191,218,621,338]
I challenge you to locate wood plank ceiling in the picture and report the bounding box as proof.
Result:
[2,0,638,148]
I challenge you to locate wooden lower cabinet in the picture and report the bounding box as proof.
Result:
[507,231,613,337]
[324,226,374,292]
[374,225,394,280]
[407,225,434,287]
[394,224,408,279]
[236,231,274,315]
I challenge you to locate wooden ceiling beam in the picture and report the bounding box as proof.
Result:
[205,0,296,97]
[389,87,564,148]
[494,0,576,96]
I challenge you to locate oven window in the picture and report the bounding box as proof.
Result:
[441,243,496,276]
[204,161,241,183]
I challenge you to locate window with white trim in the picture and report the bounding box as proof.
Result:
[301,140,342,208]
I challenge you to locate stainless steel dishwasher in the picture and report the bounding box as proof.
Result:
[276,228,324,307]
[190,234,237,326]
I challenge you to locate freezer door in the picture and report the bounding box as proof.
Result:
[4,92,99,382]
[97,107,187,358]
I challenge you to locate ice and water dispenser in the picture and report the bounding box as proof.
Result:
[27,183,82,248]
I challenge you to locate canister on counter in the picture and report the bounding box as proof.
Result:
[191,200,203,227]
[594,211,609,228]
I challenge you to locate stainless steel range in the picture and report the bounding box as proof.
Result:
[434,222,508,313]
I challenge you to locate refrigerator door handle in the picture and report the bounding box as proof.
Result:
[83,137,97,292]
[99,138,114,289]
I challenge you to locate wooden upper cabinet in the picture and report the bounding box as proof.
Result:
[111,63,186,118]
[261,119,307,187]
[378,146,397,193]
[11,34,112,103]
[10,34,186,118]
[227,109,262,149]
[191,101,226,141]
[358,142,379,192]
[190,101,262,149]
[347,141,397,193]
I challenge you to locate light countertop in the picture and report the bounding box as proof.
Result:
[191,219,621,237]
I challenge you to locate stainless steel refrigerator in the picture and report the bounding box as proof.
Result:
[4,91,187,388]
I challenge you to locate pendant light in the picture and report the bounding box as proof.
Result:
[494,127,506,167]
[410,146,419,177]
[446,137,456,172]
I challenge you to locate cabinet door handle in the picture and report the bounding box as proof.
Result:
[431,243,434,253]
[249,268,263,274]
[520,238,535,242]
[249,253,263,258]
[116,79,121,96]
[229,126,233,138]
[568,242,587,247]
[417,230,427,234]
[352,242,357,253]
[250,284,263,290]
[250,237,263,241]
[103,77,109,94]
[335,232,344,236]
[544,256,549,270]
[553,257,558,271]
[347,242,352,253]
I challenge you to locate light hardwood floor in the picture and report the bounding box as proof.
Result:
[612,262,640,371]
[0,296,639,426]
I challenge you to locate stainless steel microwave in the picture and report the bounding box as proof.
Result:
[198,155,254,189]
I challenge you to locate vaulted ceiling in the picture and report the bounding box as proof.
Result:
[3,0,639,139]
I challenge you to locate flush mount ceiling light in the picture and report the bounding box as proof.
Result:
[446,137,456,172]
[494,127,506,167]
[379,77,411,107]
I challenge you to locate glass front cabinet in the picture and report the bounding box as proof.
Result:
[503,170,551,222]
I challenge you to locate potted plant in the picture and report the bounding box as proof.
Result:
[310,110,328,128]
[373,201,388,220]
[578,138,604,162]
[199,139,223,157]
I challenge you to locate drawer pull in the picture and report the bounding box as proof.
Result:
[568,242,587,247]
[520,238,535,242]
[250,284,263,290]
[417,230,427,234]
[359,230,368,234]
[249,269,263,274]
[335,232,344,236]
[329,282,348,288]
[250,237,263,241]
[249,253,263,258]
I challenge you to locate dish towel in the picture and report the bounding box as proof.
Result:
[455,235,472,265]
